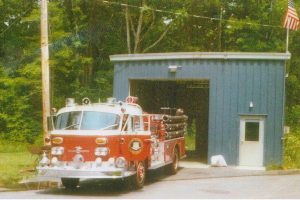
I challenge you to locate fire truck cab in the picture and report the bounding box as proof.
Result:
[37,97,186,189]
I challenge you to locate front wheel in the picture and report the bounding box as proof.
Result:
[131,161,146,189]
[61,178,79,190]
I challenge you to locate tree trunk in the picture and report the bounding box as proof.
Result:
[143,25,171,53]
[125,0,171,54]
[133,4,144,53]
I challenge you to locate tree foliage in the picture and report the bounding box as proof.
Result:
[0,0,300,142]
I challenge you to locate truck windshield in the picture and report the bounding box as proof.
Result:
[55,111,120,130]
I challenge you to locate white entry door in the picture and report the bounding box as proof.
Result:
[239,116,264,167]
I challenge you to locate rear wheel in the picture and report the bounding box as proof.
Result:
[131,161,146,189]
[61,178,79,190]
[168,147,179,175]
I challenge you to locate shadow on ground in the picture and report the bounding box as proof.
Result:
[37,166,181,197]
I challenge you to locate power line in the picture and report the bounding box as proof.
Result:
[102,0,283,29]
[0,6,32,36]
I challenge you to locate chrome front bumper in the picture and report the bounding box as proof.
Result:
[37,164,135,179]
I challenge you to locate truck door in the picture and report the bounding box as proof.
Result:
[120,114,150,162]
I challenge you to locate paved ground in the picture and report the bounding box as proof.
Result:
[1,165,300,199]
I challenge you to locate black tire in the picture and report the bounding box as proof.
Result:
[131,161,146,189]
[168,147,179,175]
[112,179,126,190]
[61,178,79,190]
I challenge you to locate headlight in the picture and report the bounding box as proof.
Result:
[51,147,64,155]
[108,157,115,166]
[95,147,109,156]
[51,156,59,167]
[39,152,49,167]
[115,157,126,168]
[95,157,102,167]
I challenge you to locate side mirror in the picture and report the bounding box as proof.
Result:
[48,107,57,131]
[51,107,57,115]
[47,116,55,131]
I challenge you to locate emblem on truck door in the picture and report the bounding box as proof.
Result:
[129,138,143,154]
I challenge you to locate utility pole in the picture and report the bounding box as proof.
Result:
[41,0,50,144]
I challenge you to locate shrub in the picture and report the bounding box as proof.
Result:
[283,130,300,169]
[286,105,300,127]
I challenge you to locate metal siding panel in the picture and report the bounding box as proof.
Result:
[165,60,173,78]
[259,61,270,165]
[215,61,224,154]
[222,61,234,164]
[252,61,261,114]
[181,60,194,78]
[132,61,143,77]
[128,61,138,78]
[178,60,210,79]
[191,60,211,79]
[279,61,286,166]
[122,62,130,99]
[168,60,180,79]
[114,63,128,100]
[237,62,247,114]
[178,60,187,79]
[177,60,193,79]
[228,61,239,165]
[208,62,217,160]
[259,62,269,114]
[246,61,253,113]
[274,62,284,165]
[265,62,276,165]
[124,59,212,80]
[113,64,119,99]
[198,60,211,78]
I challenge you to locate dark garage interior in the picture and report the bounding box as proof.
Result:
[130,79,209,162]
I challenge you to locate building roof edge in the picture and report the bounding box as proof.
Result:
[110,52,291,62]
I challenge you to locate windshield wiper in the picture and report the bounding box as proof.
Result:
[63,123,79,130]
[100,124,119,130]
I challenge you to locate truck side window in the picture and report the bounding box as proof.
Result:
[131,115,143,132]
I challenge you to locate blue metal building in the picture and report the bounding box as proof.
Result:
[110,52,290,167]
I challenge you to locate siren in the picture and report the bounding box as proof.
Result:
[125,96,138,104]
[65,98,76,107]
[107,97,117,104]
[82,97,91,105]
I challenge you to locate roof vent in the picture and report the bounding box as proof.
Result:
[82,97,91,105]
[107,97,117,104]
[65,98,76,107]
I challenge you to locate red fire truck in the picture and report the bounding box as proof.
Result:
[37,97,187,189]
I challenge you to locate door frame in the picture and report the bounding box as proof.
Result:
[239,115,265,167]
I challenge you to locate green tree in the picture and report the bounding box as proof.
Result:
[1,0,300,144]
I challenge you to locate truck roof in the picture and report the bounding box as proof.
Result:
[57,102,143,116]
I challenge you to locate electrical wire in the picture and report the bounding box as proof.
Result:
[0,6,32,36]
[102,0,283,29]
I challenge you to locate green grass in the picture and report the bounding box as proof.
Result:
[0,140,28,153]
[0,140,39,188]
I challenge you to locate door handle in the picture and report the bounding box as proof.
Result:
[144,139,153,143]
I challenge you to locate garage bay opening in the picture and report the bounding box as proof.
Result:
[130,79,209,163]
